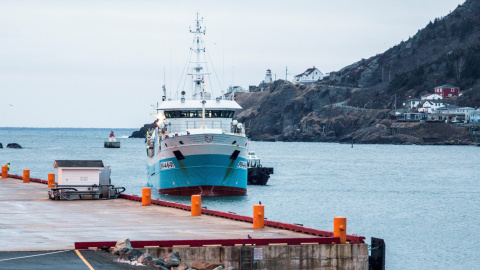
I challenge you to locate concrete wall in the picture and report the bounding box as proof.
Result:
[143,243,368,270]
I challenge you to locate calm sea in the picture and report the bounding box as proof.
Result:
[1,127,479,269]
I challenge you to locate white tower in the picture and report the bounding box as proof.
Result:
[264,69,272,84]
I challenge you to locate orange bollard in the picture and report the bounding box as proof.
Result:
[191,195,201,216]
[142,187,151,206]
[253,204,264,229]
[47,173,55,188]
[23,170,30,183]
[334,217,347,244]
[1,166,7,179]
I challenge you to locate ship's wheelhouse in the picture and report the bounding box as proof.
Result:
[164,110,235,119]
[157,99,242,134]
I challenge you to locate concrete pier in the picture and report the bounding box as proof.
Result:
[0,177,369,269]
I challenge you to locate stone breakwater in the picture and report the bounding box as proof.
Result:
[111,238,231,270]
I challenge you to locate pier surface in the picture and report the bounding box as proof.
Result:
[1,178,316,251]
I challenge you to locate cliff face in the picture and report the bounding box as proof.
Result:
[235,82,472,145]
[324,0,480,110]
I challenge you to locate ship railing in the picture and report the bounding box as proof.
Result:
[160,131,245,140]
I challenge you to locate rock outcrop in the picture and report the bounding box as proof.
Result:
[6,143,22,149]
[129,122,155,138]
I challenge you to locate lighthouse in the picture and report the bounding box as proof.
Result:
[264,69,272,84]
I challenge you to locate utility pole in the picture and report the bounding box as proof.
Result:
[394,94,397,111]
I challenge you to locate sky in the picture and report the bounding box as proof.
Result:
[1,0,465,128]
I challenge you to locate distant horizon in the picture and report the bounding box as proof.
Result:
[0,126,139,130]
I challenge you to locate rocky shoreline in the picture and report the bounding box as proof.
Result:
[233,82,478,146]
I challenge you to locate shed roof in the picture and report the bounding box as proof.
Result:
[54,160,104,168]
[294,66,320,77]
[437,105,460,110]
[436,84,457,88]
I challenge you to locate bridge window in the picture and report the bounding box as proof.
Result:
[164,110,235,118]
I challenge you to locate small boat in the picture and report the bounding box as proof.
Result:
[247,151,273,185]
[104,131,120,148]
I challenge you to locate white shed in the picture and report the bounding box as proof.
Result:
[293,66,323,84]
[53,160,104,189]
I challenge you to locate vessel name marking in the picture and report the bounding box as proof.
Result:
[161,161,175,170]
[237,161,247,169]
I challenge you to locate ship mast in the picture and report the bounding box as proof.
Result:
[190,13,206,100]
[201,80,206,129]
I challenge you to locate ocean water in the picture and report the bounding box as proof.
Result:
[1,127,479,269]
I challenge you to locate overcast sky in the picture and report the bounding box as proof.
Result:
[1,0,465,128]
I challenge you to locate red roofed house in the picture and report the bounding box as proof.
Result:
[434,85,459,98]
[293,66,323,84]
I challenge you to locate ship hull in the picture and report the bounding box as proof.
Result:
[147,133,248,197]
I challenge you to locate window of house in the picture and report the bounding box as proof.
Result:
[451,89,454,92]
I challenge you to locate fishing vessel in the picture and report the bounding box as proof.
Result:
[145,14,248,196]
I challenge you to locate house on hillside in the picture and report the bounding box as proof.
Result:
[434,85,460,98]
[436,105,460,114]
[403,98,421,109]
[227,85,248,93]
[403,113,426,122]
[451,107,476,122]
[293,66,323,84]
[426,112,448,122]
[421,93,442,100]
[434,105,475,123]
[420,100,444,113]
[467,109,480,123]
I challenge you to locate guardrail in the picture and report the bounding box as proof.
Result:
[8,174,48,184]
[75,237,341,249]
[121,194,365,244]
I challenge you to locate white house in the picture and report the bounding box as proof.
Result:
[293,66,323,84]
[421,100,444,113]
[455,107,476,115]
[227,85,247,93]
[53,160,104,191]
[467,109,480,123]
[434,106,475,123]
[421,93,442,100]
[403,98,421,109]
